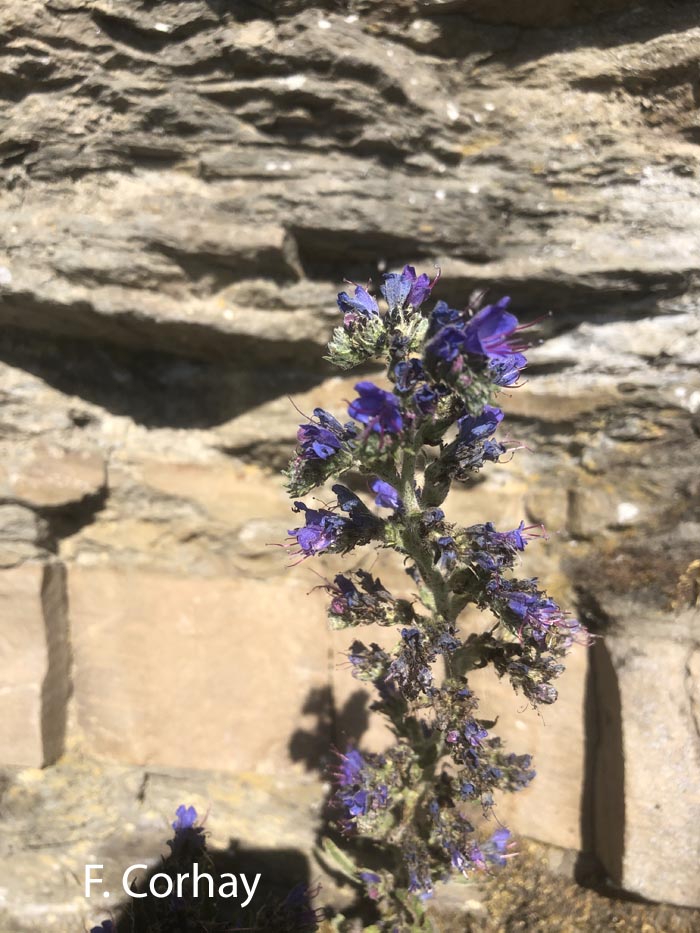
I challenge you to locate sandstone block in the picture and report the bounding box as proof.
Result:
[0,443,105,508]
[595,634,700,908]
[69,567,332,774]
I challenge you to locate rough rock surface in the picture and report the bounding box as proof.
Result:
[1,0,700,920]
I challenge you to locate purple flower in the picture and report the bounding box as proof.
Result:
[424,324,469,376]
[347,641,392,683]
[535,683,558,704]
[490,352,527,386]
[503,753,536,789]
[370,478,403,510]
[329,573,362,614]
[360,871,382,900]
[468,521,541,567]
[337,284,379,321]
[90,923,114,933]
[381,265,436,311]
[429,299,462,332]
[469,843,487,870]
[424,296,528,386]
[421,507,445,528]
[335,747,389,824]
[172,804,198,832]
[287,502,347,557]
[464,720,488,747]
[500,521,529,551]
[338,747,366,787]
[297,424,341,460]
[296,408,355,461]
[348,381,403,435]
[435,535,457,572]
[413,383,439,415]
[492,579,582,645]
[462,297,520,359]
[485,827,512,866]
[393,358,424,392]
[405,849,434,901]
[457,405,504,444]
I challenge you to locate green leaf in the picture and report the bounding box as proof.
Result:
[317,837,360,883]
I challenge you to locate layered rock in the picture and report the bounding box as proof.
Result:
[0,0,699,915]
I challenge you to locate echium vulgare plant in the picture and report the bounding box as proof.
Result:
[283,266,587,932]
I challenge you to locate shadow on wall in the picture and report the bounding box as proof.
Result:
[112,840,316,932]
[579,636,625,890]
[576,586,625,893]
[0,329,325,430]
[289,686,371,774]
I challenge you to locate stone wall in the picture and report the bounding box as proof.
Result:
[1,0,699,911]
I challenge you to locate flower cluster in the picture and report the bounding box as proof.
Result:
[325,570,415,630]
[285,408,357,497]
[334,747,391,833]
[286,485,381,560]
[285,268,585,931]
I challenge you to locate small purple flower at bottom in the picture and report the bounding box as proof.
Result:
[90,922,114,933]
[370,478,403,510]
[172,804,198,832]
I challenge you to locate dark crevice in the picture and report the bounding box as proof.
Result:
[292,227,440,282]
[0,76,81,104]
[573,57,700,96]
[417,1,700,65]
[40,562,71,767]
[146,242,299,288]
[90,12,214,56]
[576,634,625,892]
